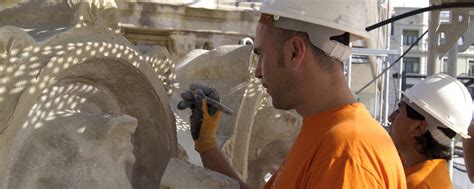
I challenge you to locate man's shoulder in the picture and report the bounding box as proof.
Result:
[317,111,396,157]
[329,103,381,129]
[406,160,451,189]
[324,111,386,141]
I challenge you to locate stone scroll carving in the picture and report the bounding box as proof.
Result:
[1,1,300,188]
[68,0,121,31]
[7,85,138,188]
[0,1,177,188]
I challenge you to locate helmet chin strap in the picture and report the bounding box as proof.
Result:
[272,16,352,63]
[426,119,454,147]
[403,97,455,146]
[323,41,352,63]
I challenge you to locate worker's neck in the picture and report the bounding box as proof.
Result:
[400,146,428,168]
[295,74,356,117]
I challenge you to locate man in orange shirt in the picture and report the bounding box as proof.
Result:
[388,74,473,189]
[178,0,406,188]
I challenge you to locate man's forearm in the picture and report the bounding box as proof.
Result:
[200,146,250,189]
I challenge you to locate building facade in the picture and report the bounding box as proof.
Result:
[389,7,474,112]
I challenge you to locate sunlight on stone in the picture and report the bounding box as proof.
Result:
[20,52,30,58]
[10,49,19,56]
[28,87,36,94]
[33,122,44,129]
[174,113,190,132]
[55,50,65,55]
[8,57,18,63]
[21,122,28,129]
[29,63,41,69]
[10,86,24,94]
[14,80,27,87]
[0,2,266,189]
[38,81,46,89]
[77,126,86,133]
[33,47,41,53]
[13,70,24,77]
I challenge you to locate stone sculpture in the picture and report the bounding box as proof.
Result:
[6,87,137,188]
[0,1,177,188]
[1,1,302,189]
[161,158,239,189]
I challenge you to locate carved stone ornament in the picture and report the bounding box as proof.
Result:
[0,1,177,188]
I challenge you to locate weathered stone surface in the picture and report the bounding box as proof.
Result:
[118,1,259,58]
[172,45,253,166]
[0,26,37,134]
[243,97,301,188]
[0,0,119,41]
[0,1,177,188]
[7,100,137,188]
[0,1,75,41]
[161,158,239,189]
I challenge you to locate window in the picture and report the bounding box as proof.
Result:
[440,11,450,23]
[442,58,448,73]
[403,30,419,46]
[390,23,394,36]
[469,60,474,76]
[404,57,420,74]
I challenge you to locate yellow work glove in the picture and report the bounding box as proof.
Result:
[194,98,221,153]
[177,84,222,153]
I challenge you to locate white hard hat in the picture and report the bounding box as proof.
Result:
[402,73,473,145]
[259,0,372,62]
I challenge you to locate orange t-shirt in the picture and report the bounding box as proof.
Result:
[263,103,406,189]
[405,159,451,189]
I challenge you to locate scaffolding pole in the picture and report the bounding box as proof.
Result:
[383,61,390,127]
[398,35,404,101]
[427,9,441,76]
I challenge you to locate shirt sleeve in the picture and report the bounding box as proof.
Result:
[305,157,383,189]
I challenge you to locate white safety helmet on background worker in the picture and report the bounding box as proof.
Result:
[402,73,473,146]
[258,0,373,62]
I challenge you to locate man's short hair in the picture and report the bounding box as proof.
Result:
[405,104,452,160]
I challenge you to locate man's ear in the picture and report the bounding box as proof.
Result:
[411,120,428,137]
[288,36,306,67]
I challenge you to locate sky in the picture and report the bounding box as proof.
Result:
[391,0,429,7]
